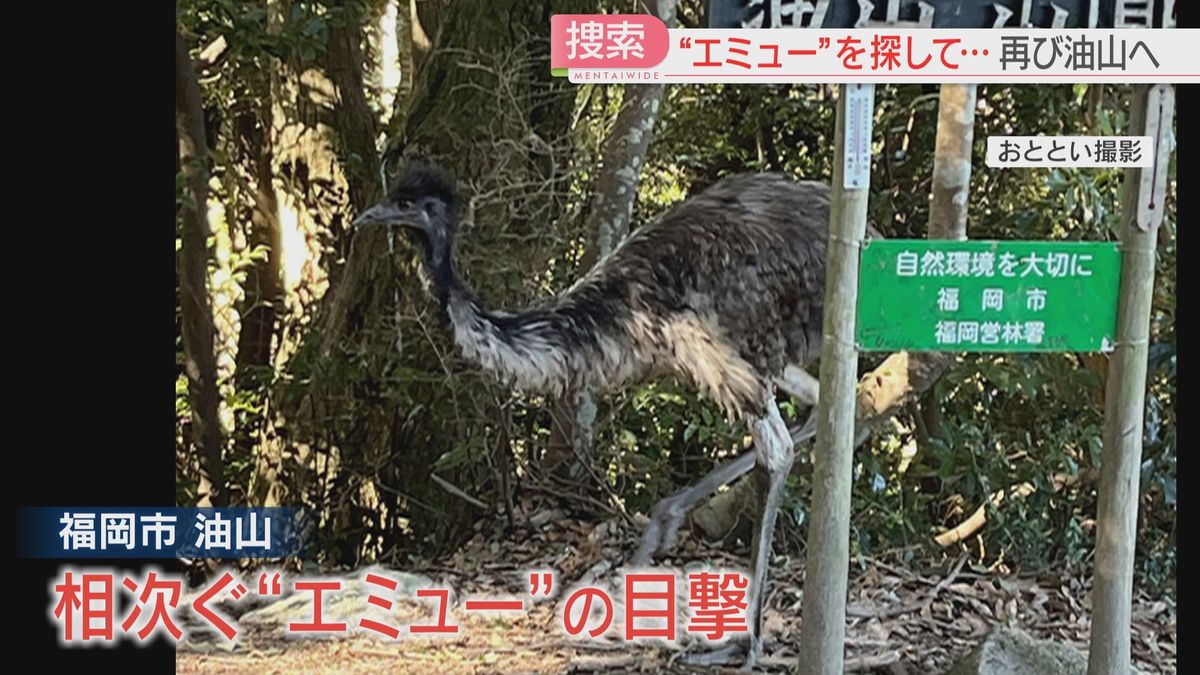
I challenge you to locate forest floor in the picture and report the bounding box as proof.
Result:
[176,504,1176,674]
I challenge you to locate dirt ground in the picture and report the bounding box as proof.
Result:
[176,511,1176,674]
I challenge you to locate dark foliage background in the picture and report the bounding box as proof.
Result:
[175,0,1175,596]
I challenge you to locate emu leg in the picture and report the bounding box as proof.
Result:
[777,364,819,406]
[630,413,817,568]
[630,451,756,567]
[743,397,795,669]
[676,397,795,669]
[631,367,819,567]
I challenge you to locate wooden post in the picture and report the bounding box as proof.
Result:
[1087,83,1174,675]
[798,83,873,675]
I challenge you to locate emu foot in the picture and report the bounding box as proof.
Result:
[629,495,686,567]
[630,409,817,568]
[676,634,762,670]
[630,452,759,567]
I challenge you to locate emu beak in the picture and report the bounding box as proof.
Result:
[352,203,403,228]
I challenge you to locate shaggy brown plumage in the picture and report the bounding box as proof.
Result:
[352,164,864,667]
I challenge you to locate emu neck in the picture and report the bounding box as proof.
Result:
[419,236,499,367]
[418,235,595,398]
[425,238,470,310]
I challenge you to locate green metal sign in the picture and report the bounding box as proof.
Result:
[856,240,1122,352]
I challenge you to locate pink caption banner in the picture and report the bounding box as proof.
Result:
[550,14,670,70]
[549,16,1199,83]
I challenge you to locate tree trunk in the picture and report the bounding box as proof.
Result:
[176,31,227,507]
[381,0,417,143]
[409,0,440,67]
[298,0,584,559]
[1088,83,1174,675]
[928,84,976,240]
[327,0,382,212]
[544,0,677,489]
[235,102,284,375]
[235,3,286,507]
[911,83,977,484]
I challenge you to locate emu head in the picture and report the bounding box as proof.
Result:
[352,162,461,264]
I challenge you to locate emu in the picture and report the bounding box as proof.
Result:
[354,163,848,667]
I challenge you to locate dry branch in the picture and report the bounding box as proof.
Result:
[854,351,957,436]
[431,472,488,510]
[934,483,1035,547]
[846,650,903,671]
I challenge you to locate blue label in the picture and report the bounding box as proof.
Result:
[18,507,309,559]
